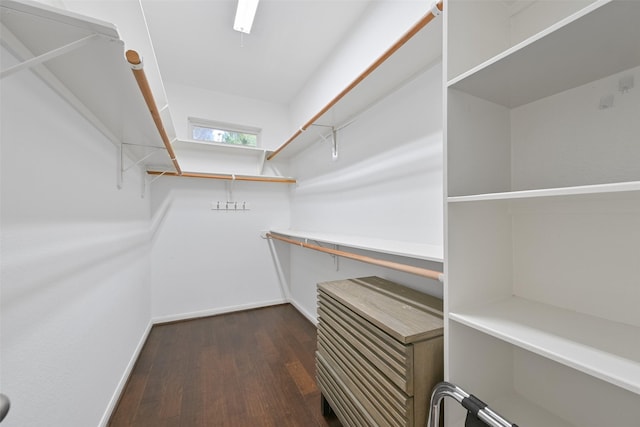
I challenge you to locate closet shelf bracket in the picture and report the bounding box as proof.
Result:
[331,127,338,160]
[0,22,122,150]
[122,143,166,171]
[118,142,167,189]
[148,170,169,184]
[309,124,339,160]
[257,149,267,175]
[0,32,100,79]
[225,177,236,204]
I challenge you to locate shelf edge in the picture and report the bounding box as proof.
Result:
[269,228,443,262]
[449,298,640,395]
[147,170,296,184]
[446,0,611,88]
[447,181,640,203]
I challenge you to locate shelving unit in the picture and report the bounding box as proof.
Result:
[0,0,177,173]
[448,0,640,108]
[267,1,443,160]
[445,1,640,426]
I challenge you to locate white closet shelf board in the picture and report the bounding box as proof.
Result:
[0,0,175,171]
[449,297,640,395]
[269,11,442,160]
[173,139,273,157]
[269,229,443,262]
[147,170,296,184]
[489,393,575,427]
[168,140,293,181]
[447,181,640,203]
[448,0,640,108]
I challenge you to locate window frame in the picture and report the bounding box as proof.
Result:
[188,117,261,148]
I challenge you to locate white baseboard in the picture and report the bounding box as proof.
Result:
[98,320,153,427]
[151,298,288,324]
[287,297,318,326]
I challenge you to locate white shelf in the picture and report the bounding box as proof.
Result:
[448,181,640,203]
[448,0,640,107]
[0,0,175,171]
[270,9,442,159]
[169,139,296,181]
[447,392,577,427]
[489,393,576,427]
[269,228,443,263]
[447,391,576,427]
[147,170,296,184]
[173,139,272,157]
[449,296,640,395]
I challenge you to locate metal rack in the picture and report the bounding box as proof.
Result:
[428,382,519,427]
[0,394,9,423]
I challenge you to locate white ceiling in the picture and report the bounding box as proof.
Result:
[140,0,373,106]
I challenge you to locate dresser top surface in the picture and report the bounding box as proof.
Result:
[318,276,443,344]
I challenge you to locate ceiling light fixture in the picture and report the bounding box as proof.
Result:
[234,0,259,34]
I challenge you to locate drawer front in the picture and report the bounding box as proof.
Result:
[318,290,414,394]
[317,352,376,427]
[317,351,413,427]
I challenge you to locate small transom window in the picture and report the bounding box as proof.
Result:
[189,118,259,147]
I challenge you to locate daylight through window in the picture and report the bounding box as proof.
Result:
[190,119,259,147]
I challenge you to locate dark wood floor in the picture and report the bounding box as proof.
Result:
[109,304,342,426]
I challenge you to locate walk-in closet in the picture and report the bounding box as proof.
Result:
[1,0,638,426]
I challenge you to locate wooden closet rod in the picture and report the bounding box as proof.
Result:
[147,170,296,184]
[266,1,443,161]
[126,50,182,175]
[266,232,443,281]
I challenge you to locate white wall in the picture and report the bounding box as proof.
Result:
[0,48,151,426]
[288,248,444,323]
[290,65,442,242]
[149,176,291,322]
[280,1,444,322]
[285,62,444,321]
[167,82,291,151]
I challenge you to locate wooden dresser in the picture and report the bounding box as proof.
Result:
[316,276,444,427]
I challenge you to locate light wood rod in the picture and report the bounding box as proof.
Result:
[267,232,443,281]
[126,50,182,175]
[147,170,296,184]
[266,1,443,161]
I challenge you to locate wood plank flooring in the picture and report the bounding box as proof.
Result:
[109,304,342,427]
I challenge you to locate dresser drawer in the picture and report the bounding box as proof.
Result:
[317,350,412,427]
[318,290,414,394]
